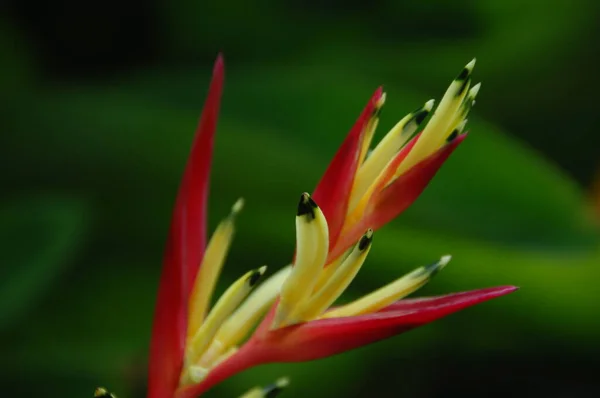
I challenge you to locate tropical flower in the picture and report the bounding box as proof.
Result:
[147,54,518,398]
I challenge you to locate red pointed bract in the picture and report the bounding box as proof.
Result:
[177,286,516,398]
[255,285,517,362]
[147,55,225,398]
[312,88,384,249]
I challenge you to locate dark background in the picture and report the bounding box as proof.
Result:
[2,0,600,397]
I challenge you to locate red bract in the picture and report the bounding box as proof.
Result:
[147,55,223,398]
[146,55,516,398]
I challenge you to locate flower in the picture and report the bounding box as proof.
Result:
[147,54,518,398]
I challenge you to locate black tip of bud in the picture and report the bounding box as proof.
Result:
[372,105,383,119]
[264,386,286,398]
[358,229,374,251]
[248,270,263,287]
[423,261,442,277]
[446,129,459,143]
[456,77,471,97]
[413,109,430,125]
[456,66,470,82]
[297,192,317,220]
[263,378,290,398]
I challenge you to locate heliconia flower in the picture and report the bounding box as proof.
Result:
[147,54,518,398]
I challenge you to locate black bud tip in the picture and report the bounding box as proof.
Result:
[358,229,373,251]
[424,261,442,277]
[456,77,471,97]
[456,67,470,82]
[446,129,459,143]
[248,270,263,287]
[372,105,383,119]
[264,386,286,398]
[297,193,317,219]
[413,109,429,125]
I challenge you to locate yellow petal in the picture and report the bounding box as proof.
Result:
[322,255,451,319]
[273,193,328,327]
[348,99,434,211]
[313,252,347,293]
[186,266,266,365]
[447,82,480,139]
[294,230,373,322]
[187,198,244,338]
[394,59,475,177]
[211,265,292,353]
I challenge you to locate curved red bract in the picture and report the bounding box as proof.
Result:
[147,55,224,398]
[176,286,517,397]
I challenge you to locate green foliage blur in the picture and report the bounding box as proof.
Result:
[2,0,600,397]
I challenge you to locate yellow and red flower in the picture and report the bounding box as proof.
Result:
[147,55,517,398]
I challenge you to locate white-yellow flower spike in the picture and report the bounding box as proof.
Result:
[198,265,293,367]
[187,198,244,338]
[293,230,373,322]
[349,99,434,211]
[186,266,267,365]
[239,377,290,398]
[448,82,480,136]
[394,59,476,177]
[322,255,451,319]
[273,193,329,327]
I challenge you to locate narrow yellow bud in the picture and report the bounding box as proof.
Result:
[273,193,329,327]
[394,59,475,177]
[186,266,266,364]
[446,82,481,140]
[294,230,373,322]
[313,253,346,293]
[322,255,451,319]
[213,265,292,351]
[349,99,434,211]
[187,198,244,338]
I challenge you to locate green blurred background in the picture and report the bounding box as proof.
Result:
[2,0,600,397]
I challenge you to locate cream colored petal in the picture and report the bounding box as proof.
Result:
[187,198,244,338]
[212,265,292,351]
[322,255,451,319]
[273,194,329,328]
[293,230,373,322]
[186,266,266,365]
[313,252,347,293]
[349,99,434,211]
[394,59,475,177]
